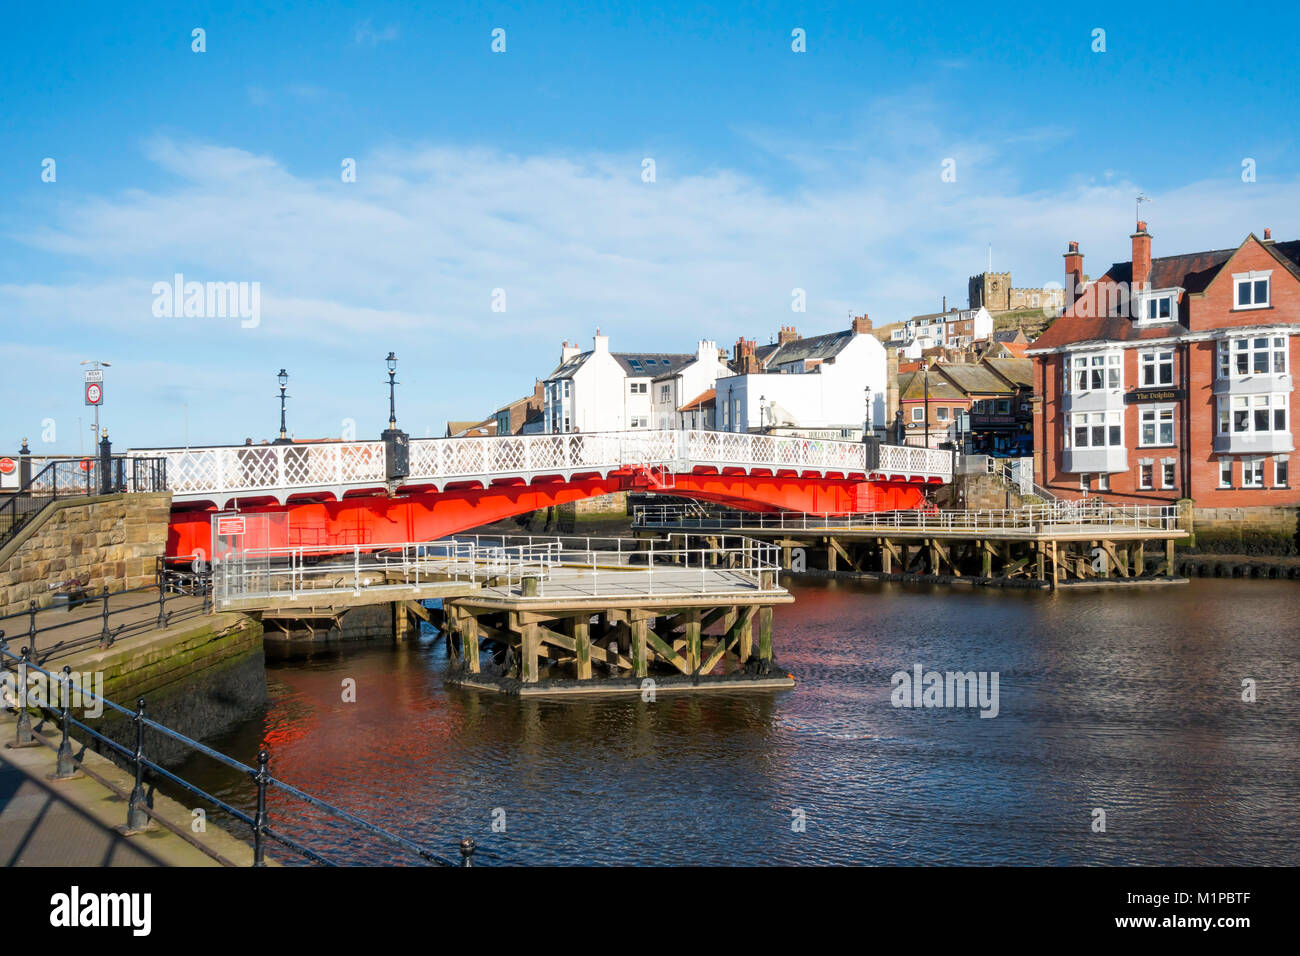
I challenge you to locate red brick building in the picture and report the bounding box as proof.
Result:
[1028,223,1299,505]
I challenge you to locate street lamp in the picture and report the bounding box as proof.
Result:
[863,384,873,441]
[274,369,291,444]
[381,352,410,480]
[759,394,766,432]
[385,352,399,430]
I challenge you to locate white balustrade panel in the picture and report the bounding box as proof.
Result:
[132,429,950,500]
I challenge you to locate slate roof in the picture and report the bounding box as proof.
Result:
[547,351,693,379]
[761,330,855,369]
[935,364,1015,396]
[983,357,1034,388]
[1033,236,1300,350]
[897,370,967,402]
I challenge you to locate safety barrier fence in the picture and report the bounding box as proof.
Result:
[632,499,1181,533]
[0,641,478,866]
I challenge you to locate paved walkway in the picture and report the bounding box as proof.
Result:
[0,713,259,866]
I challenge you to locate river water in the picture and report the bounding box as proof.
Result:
[174,577,1300,865]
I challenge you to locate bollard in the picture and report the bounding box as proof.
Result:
[459,837,476,867]
[522,576,538,597]
[253,746,270,867]
[99,587,112,648]
[11,647,37,748]
[125,697,150,832]
[54,666,78,779]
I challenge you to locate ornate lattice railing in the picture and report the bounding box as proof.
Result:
[130,429,952,502]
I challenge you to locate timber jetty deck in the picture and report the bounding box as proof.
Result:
[633,501,1190,587]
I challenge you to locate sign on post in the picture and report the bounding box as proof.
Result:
[85,382,103,406]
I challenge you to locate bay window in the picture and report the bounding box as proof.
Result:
[1218,336,1288,377]
[1218,394,1288,436]
[1066,351,1121,392]
[1067,410,1123,448]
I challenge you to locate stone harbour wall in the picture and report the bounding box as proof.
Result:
[1190,505,1298,555]
[0,492,172,616]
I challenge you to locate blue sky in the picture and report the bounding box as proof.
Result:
[3,0,1298,451]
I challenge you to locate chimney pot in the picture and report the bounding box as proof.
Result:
[1264,228,1272,240]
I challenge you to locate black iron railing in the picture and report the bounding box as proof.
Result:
[0,639,479,867]
[0,455,168,551]
[0,558,210,665]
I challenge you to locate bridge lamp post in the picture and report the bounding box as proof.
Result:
[759,395,766,433]
[385,352,399,430]
[863,384,872,441]
[381,352,410,480]
[273,369,291,445]
[922,361,931,449]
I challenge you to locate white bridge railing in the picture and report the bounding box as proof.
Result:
[130,429,953,504]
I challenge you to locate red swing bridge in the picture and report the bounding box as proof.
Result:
[128,429,954,560]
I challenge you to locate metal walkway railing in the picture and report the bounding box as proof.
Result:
[632,500,1182,534]
[213,532,785,608]
[0,456,168,551]
[0,641,478,867]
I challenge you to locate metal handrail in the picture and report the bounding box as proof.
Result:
[0,640,472,867]
[0,561,210,664]
[632,500,1181,533]
[0,456,168,551]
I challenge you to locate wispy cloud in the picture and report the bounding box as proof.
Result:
[3,127,1298,448]
[353,19,399,46]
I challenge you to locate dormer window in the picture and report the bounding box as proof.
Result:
[1144,295,1172,321]
[1133,288,1179,324]
[1234,271,1271,310]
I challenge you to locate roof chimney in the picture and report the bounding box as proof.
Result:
[734,337,759,374]
[561,340,579,362]
[1264,227,1273,242]
[593,329,609,353]
[777,325,800,345]
[1131,221,1152,291]
[1063,240,1084,299]
[851,313,872,334]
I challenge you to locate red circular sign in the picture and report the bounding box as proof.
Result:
[0,458,14,474]
[86,383,103,405]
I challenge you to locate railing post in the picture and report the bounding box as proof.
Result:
[28,600,37,645]
[99,586,112,648]
[156,575,167,629]
[459,836,476,867]
[54,666,78,779]
[253,745,270,867]
[98,431,112,495]
[13,646,37,748]
[125,697,150,832]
